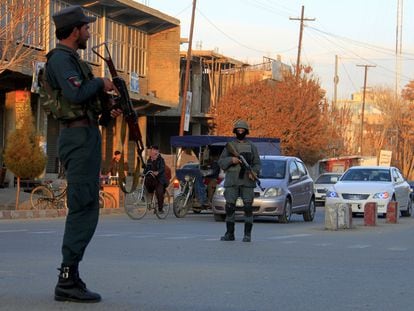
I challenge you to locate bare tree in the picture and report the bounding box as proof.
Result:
[367,86,414,178]
[0,1,43,74]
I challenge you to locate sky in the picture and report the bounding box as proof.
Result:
[138,0,414,101]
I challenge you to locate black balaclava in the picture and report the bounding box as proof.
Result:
[236,129,247,140]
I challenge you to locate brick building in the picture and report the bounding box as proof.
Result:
[0,0,180,182]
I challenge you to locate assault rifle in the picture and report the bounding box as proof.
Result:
[226,142,264,191]
[92,42,145,193]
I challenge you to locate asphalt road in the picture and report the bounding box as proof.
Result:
[1,207,414,311]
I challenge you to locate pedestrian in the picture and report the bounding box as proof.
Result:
[45,5,121,303]
[107,150,129,181]
[143,145,168,212]
[218,120,261,242]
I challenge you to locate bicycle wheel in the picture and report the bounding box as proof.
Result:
[124,187,148,220]
[103,191,117,209]
[31,186,53,209]
[99,191,105,208]
[173,194,191,218]
[55,194,68,210]
[155,190,171,219]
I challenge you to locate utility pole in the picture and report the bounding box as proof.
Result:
[356,64,376,156]
[333,55,339,107]
[290,5,315,76]
[179,0,197,136]
[395,0,403,98]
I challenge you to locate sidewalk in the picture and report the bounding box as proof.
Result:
[0,187,123,220]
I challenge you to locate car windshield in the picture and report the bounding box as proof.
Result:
[341,168,391,182]
[259,159,286,179]
[315,174,341,184]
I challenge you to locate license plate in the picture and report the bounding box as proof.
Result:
[352,203,362,210]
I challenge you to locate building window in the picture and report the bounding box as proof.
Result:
[129,27,147,76]
[0,0,45,50]
[106,19,127,72]
[50,0,100,64]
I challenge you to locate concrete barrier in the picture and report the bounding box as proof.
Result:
[325,203,352,230]
[386,201,398,224]
[364,202,377,226]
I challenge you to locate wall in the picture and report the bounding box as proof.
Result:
[147,27,180,105]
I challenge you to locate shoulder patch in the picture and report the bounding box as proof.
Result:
[68,76,82,87]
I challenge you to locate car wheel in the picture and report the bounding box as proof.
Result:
[278,199,292,224]
[214,213,225,222]
[303,199,315,222]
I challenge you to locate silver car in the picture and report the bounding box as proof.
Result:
[314,172,342,204]
[212,155,315,223]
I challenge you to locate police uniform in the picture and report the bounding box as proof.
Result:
[46,5,106,303]
[218,120,261,242]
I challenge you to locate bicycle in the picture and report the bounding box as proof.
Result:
[99,190,117,209]
[30,179,67,209]
[124,171,171,220]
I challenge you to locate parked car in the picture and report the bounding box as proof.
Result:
[314,172,342,204]
[326,166,412,217]
[212,155,315,223]
[407,181,414,202]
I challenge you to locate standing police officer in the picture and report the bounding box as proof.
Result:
[46,5,121,303]
[218,120,261,242]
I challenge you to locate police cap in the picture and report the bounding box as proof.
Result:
[53,5,96,30]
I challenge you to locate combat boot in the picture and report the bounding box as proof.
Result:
[242,222,253,242]
[54,264,101,303]
[220,222,235,241]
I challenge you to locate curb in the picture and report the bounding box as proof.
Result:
[0,208,124,220]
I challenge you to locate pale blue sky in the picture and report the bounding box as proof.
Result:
[141,0,414,100]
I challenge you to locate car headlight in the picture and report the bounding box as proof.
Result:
[264,187,283,197]
[373,192,390,199]
[215,186,225,196]
[326,190,339,198]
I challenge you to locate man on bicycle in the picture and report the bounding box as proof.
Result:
[143,145,168,213]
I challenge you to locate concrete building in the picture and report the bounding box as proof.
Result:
[0,0,180,182]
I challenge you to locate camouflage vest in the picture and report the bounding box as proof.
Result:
[39,48,102,121]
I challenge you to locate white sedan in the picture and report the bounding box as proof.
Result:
[326,166,412,217]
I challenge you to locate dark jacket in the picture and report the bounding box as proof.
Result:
[144,155,168,187]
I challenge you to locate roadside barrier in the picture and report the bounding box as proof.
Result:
[364,202,377,226]
[386,201,398,224]
[325,203,352,230]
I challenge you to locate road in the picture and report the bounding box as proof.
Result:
[1,207,414,311]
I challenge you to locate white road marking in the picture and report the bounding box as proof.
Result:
[388,247,408,251]
[165,236,192,240]
[348,244,371,249]
[315,243,333,247]
[0,229,28,233]
[30,231,56,234]
[95,233,122,237]
[267,234,312,240]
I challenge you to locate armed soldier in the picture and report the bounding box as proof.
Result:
[218,120,261,242]
[44,5,121,303]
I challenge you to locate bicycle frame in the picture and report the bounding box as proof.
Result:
[124,170,171,220]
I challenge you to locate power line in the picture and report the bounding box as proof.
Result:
[196,8,296,56]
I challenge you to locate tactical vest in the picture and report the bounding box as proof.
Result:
[39,47,102,121]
